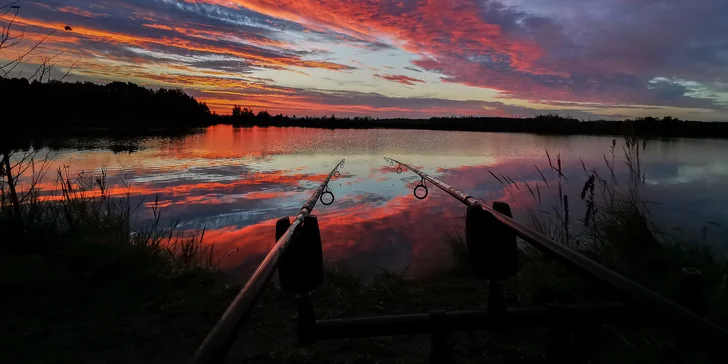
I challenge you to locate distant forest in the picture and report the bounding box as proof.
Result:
[3,78,728,140]
[225,106,728,139]
[2,78,213,130]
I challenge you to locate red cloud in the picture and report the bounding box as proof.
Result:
[375,74,425,86]
[14,0,720,115]
[190,0,550,75]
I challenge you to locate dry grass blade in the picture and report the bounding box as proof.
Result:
[1,156,224,271]
[501,174,512,187]
[552,152,567,180]
[603,154,612,170]
[545,148,553,168]
[486,168,504,185]
[505,176,520,190]
[525,182,536,201]
[581,175,595,200]
[534,165,549,187]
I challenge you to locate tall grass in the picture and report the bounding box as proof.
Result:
[445,229,470,275]
[0,159,221,272]
[436,137,728,363]
[0,154,240,364]
[448,137,728,317]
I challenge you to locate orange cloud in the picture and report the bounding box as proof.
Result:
[30,168,329,203]
[13,16,353,72]
[142,23,287,48]
[187,0,549,75]
[126,72,287,91]
[142,23,174,31]
[375,74,425,86]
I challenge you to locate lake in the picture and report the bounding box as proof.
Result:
[24,125,728,277]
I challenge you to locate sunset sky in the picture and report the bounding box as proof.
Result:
[3,0,727,120]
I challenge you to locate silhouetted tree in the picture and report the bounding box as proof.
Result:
[257,110,271,122]
[232,105,242,118]
[2,78,213,132]
[219,109,728,138]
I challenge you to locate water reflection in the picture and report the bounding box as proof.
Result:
[22,125,728,278]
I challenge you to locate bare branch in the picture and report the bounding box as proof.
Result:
[27,55,45,80]
[1,29,58,76]
[0,6,21,50]
[59,59,79,81]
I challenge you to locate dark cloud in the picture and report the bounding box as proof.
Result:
[190,59,254,73]
[403,66,422,73]
[408,0,727,110]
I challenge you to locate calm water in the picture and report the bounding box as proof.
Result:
[26,126,728,277]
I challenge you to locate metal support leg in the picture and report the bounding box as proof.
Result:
[297,293,316,345]
[429,310,450,364]
[679,267,704,316]
[677,267,704,353]
[544,304,573,364]
[488,280,506,314]
[573,322,601,363]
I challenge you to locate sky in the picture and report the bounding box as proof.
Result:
[2,0,727,120]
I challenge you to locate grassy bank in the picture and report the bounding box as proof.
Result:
[2,140,727,363]
[0,166,227,363]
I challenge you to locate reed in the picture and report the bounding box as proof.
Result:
[1,157,221,271]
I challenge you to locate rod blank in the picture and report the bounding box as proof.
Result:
[386,157,728,358]
[191,159,345,364]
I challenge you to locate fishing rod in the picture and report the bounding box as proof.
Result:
[192,159,345,364]
[384,157,728,357]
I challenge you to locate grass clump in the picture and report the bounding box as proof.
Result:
[0,155,234,364]
[465,136,728,362]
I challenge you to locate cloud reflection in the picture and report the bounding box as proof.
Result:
[17,127,728,278]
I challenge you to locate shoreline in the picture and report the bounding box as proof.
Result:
[11,121,728,150]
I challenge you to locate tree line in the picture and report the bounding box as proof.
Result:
[226,106,728,139]
[3,78,728,140]
[2,78,213,130]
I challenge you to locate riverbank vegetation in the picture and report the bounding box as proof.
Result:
[2,137,726,363]
[0,163,231,363]
[227,110,728,140]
